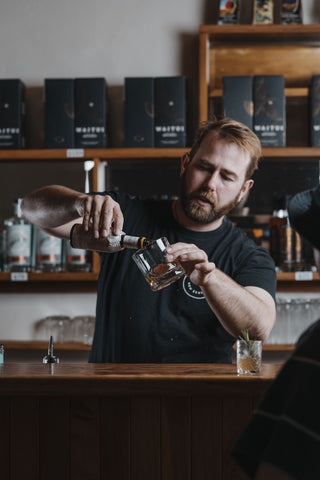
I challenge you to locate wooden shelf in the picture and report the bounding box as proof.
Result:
[1,147,320,163]
[0,271,98,282]
[0,147,188,162]
[0,271,319,293]
[0,271,98,293]
[199,24,320,40]
[261,147,320,159]
[0,270,317,282]
[277,271,319,281]
[210,87,310,98]
[263,343,294,351]
[2,340,91,351]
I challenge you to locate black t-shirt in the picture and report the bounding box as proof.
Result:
[89,193,276,363]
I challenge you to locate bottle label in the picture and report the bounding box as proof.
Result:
[7,224,32,264]
[67,243,87,265]
[37,231,62,264]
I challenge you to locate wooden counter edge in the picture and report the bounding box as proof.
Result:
[0,363,282,397]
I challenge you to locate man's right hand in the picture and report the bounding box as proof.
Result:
[80,194,124,238]
[21,185,124,241]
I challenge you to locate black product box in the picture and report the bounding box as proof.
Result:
[0,79,26,149]
[222,75,253,129]
[310,76,320,147]
[74,77,107,148]
[44,78,75,149]
[154,76,186,148]
[124,77,154,147]
[253,75,286,147]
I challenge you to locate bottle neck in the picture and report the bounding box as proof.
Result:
[14,199,23,217]
[120,235,152,249]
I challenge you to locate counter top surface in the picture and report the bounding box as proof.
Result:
[0,363,283,396]
[0,362,282,379]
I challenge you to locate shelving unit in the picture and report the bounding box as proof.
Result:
[199,24,320,125]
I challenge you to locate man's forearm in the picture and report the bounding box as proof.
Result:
[21,185,85,229]
[166,241,276,342]
[201,268,276,342]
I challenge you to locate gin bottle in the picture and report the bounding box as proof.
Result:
[4,198,33,272]
[35,228,64,272]
[66,241,91,272]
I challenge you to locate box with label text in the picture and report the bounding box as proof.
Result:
[44,78,75,149]
[154,76,186,148]
[253,75,286,147]
[0,79,25,149]
[74,77,107,148]
[222,75,253,129]
[124,77,154,147]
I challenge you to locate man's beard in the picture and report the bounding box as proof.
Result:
[180,175,242,225]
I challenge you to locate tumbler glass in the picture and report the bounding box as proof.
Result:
[37,315,71,343]
[132,237,184,291]
[72,315,95,345]
[236,339,262,374]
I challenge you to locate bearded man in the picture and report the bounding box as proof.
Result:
[22,119,276,363]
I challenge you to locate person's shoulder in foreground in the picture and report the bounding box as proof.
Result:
[232,184,320,480]
[232,318,320,480]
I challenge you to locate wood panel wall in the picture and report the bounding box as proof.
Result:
[0,393,263,480]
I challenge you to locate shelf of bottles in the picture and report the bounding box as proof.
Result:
[0,198,98,285]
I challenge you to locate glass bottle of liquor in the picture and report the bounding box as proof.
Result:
[270,198,287,268]
[66,241,91,272]
[35,227,64,272]
[70,223,153,253]
[270,195,305,272]
[3,198,33,272]
[279,213,295,272]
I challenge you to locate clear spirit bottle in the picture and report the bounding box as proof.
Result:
[35,228,64,272]
[4,198,33,272]
[66,241,91,272]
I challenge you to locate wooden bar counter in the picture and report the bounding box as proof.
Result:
[0,363,282,480]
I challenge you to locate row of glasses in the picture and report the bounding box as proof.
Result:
[34,315,95,345]
[268,297,320,345]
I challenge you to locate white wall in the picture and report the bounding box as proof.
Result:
[0,0,320,343]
